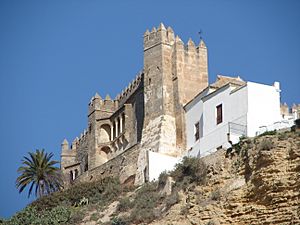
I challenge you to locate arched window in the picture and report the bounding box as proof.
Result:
[99,124,111,143]
[70,170,74,181]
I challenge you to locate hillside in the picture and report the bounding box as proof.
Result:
[150,130,300,225]
[3,130,300,225]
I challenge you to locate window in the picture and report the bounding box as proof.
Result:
[194,122,200,142]
[216,104,223,125]
[70,171,74,181]
[84,155,88,172]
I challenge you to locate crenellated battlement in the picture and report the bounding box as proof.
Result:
[143,23,175,50]
[144,23,207,56]
[88,93,118,116]
[61,23,209,187]
[115,70,143,106]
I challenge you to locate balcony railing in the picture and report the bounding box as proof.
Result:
[228,122,247,136]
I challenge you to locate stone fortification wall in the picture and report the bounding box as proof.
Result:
[74,143,140,185]
[135,23,209,184]
[61,23,209,187]
[115,71,143,107]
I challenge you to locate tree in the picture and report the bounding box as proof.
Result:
[16,149,62,198]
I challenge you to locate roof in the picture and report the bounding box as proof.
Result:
[184,75,246,110]
[210,75,245,89]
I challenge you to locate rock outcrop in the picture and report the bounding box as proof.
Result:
[150,131,300,225]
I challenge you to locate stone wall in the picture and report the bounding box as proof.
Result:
[61,23,209,187]
[74,143,140,185]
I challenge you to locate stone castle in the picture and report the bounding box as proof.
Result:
[61,23,211,186]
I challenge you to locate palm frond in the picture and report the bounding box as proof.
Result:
[16,149,61,198]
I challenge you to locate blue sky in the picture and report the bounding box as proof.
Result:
[0,0,299,218]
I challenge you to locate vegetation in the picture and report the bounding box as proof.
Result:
[8,156,207,224]
[3,177,122,224]
[31,176,121,211]
[113,157,206,224]
[16,149,62,198]
[258,139,274,151]
[117,197,133,212]
[4,206,71,225]
[127,182,163,224]
[258,130,277,137]
[210,189,221,201]
[170,156,207,189]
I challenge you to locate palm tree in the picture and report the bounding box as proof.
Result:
[16,149,62,198]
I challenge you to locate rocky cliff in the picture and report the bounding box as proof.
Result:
[7,130,298,225]
[150,131,300,225]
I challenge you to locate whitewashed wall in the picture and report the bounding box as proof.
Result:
[185,89,210,150]
[185,85,248,157]
[148,151,181,181]
[199,85,247,156]
[246,82,281,137]
[185,81,282,158]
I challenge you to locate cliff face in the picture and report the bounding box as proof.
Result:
[61,131,300,225]
[150,131,300,225]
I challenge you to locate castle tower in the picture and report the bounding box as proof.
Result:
[87,92,118,169]
[60,138,77,186]
[136,23,209,184]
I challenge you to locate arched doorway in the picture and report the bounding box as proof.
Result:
[96,146,112,166]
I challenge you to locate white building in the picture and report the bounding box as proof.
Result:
[184,75,292,158]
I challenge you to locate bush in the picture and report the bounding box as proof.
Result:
[165,190,179,209]
[210,189,221,201]
[171,157,207,188]
[258,139,274,151]
[111,217,127,225]
[5,206,71,225]
[68,208,86,225]
[158,171,168,189]
[258,130,277,137]
[117,197,133,212]
[278,132,288,140]
[90,212,99,221]
[122,182,163,224]
[31,176,121,211]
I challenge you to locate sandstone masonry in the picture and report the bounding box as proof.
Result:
[61,23,208,186]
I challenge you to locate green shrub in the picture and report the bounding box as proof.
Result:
[68,208,86,224]
[5,206,71,225]
[278,132,288,140]
[239,135,247,141]
[4,206,38,225]
[258,139,274,151]
[90,212,99,221]
[171,157,207,188]
[31,176,121,211]
[210,189,221,201]
[158,171,168,189]
[127,182,163,224]
[258,130,277,137]
[111,217,127,225]
[232,142,242,154]
[165,190,179,209]
[117,197,133,212]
